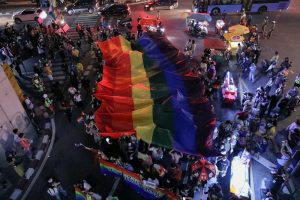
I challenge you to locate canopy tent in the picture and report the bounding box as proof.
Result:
[203,38,226,50]
[95,34,218,156]
[228,24,250,35]
[223,32,244,42]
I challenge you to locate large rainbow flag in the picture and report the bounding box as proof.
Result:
[95,33,217,156]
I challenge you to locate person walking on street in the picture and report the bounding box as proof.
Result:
[156,10,160,20]
[47,177,67,200]
[76,62,84,78]
[261,16,269,38]
[236,43,243,62]
[264,76,276,95]
[249,62,256,83]
[137,23,143,38]
[267,94,280,116]
[24,95,35,117]
[71,47,80,63]
[74,92,84,110]
[190,39,196,57]
[44,63,53,81]
[267,21,276,39]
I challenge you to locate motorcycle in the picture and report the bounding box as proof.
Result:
[188,22,208,37]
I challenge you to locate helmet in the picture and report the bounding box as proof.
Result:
[43,94,48,98]
[34,73,39,77]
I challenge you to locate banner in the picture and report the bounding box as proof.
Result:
[99,159,176,200]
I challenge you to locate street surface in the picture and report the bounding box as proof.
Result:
[1,0,300,199]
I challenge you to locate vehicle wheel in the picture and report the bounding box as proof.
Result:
[14,18,21,24]
[258,6,267,14]
[169,5,174,10]
[67,10,74,15]
[88,8,94,14]
[211,8,220,16]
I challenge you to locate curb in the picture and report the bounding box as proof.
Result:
[9,118,55,200]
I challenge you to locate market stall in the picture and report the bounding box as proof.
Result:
[223,32,244,54]
[228,24,250,35]
[203,38,226,66]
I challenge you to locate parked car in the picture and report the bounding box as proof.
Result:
[144,0,178,11]
[13,8,43,24]
[64,0,97,15]
[100,4,130,18]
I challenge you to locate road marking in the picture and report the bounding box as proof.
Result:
[0,12,11,15]
[250,164,256,200]
[108,177,121,197]
[252,156,276,170]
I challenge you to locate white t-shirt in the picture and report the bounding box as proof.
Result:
[47,187,58,196]
[68,87,77,95]
[25,98,34,110]
[74,94,82,102]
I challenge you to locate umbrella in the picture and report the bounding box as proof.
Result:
[228,24,250,35]
[203,38,226,50]
[223,32,244,42]
[187,13,212,22]
[191,159,216,182]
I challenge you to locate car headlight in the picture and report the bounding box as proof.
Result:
[145,5,149,7]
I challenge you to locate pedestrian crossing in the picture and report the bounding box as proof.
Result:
[65,14,100,41]
[22,14,100,96]
[25,58,71,95]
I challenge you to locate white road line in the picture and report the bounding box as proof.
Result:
[250,164,256,200]
[253,156,276,170]
[108,177,121,197]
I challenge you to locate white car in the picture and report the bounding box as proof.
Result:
[13,9,43,24]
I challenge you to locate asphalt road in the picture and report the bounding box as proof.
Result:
[1,0,300,199]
